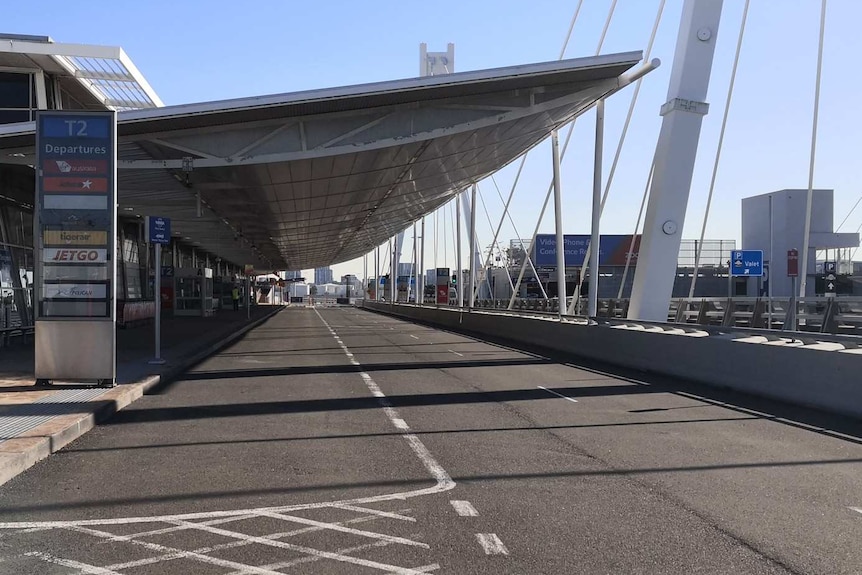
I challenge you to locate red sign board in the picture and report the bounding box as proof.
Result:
[436,284,449,305]
[787,249,799,277]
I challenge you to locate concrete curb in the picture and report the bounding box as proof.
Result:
[0,306,283,487]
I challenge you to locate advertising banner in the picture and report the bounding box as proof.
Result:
[532,235,641,267]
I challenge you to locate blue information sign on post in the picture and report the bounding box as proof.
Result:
[730,250,764,277]
[145,216,171,245]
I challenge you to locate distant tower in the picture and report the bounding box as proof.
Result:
[419,43,454,76]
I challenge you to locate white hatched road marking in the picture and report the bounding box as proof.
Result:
[537,385,578,403]
[476,533,509,555]
[106,509,412,571]
[450,500,479,517]
[0,309,458,574]
[25,551,122,575]
[448,349,464,357]
[410,334,420,339]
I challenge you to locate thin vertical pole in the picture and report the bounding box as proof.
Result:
[551,130,566,318]
[456,191,463,308]
[246,275,250,319]
[588,100,604,318]
[800,0,828,297]
[390,238,396,306]
[416,222,419,304]
[149,244,165,364]
[420,217,426,305]
[768,194,774,327]
[469,184,477,309]
[363,253,367,300]
[375,246,380,301]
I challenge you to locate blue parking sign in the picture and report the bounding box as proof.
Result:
[730,250,764,277]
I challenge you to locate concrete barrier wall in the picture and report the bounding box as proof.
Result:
[361,302,862,419]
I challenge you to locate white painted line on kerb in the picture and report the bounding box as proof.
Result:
[476,533,509,555]
[392,418,409,430]
[447,350,464,357]
[450,500,478,517]
[410,334,419,339]
[537,385,578,403]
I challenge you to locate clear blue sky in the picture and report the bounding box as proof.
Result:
[7,1,862,280]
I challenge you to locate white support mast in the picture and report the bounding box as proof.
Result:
[628,0,724,321]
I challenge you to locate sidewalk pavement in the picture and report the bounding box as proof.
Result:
[0,305,283,486]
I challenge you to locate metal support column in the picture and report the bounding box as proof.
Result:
[469,184,477,309]
[390,238,396,307]
[588,100,605,318]
[551,131,566,317]
[149,244,165,365]
[456,191,463,308]
[628,0,724,321]
[375,246,380,301]
[419,217,426,305]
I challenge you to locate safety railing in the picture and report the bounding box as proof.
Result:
[0,287,34,347]
[410,295,862,336]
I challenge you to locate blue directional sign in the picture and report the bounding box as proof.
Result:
[145,216,171,245]
[730,250,764,277]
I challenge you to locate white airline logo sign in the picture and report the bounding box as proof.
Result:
[43,248,108,263]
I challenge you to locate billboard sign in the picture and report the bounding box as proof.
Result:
[532,235,641,267]
[36,110,117,384]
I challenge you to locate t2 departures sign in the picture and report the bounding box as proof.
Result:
[35,111,117,386]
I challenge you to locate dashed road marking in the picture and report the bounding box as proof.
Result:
[450,500,478,517]
[476,533,509,555]
[392,418,410,430]
[851,506,862,515]
[410,334,419,339]
[537,385,578,403]
[447,349,464,357]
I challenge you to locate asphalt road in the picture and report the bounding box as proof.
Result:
[0,306,859,574]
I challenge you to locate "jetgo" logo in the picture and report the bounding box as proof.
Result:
[44,248,108,263]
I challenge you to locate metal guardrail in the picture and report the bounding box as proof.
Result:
[386,295,862,337]
[0,286,34,346]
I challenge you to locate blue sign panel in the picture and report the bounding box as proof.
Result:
[146,216,171,245]
[730,250,764,277]
[36,110,115,319]
[532,234,641,267]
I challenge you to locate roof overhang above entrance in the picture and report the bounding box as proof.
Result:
[0,51,647,272]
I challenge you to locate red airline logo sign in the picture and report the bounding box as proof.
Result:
[42,159,108,174]
[43,177,108,193]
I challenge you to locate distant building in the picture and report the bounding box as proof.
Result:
[284,270,303,280]
[314,267,333,285]
[742,189,859,296]
[397,263,415,277]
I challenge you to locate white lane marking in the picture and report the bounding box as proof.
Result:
[851,506,862,515]
[450,500,479,517]
[476,533,509,555]
[172,518,428,574]
[410,334,419,339]
[0,310,454,533]
[256,510,428,548]
[537,385,578,403]
[316,307,455,493]
[25,551,122,574]
[447,349,464,357]
[392,418,410,430]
